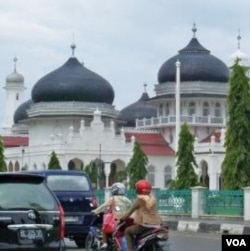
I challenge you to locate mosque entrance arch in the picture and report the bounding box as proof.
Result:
[68,158,84,170]
[200,160,209,188]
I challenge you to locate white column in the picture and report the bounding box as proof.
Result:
[191,186,206,218]
[243,187,250,221]
[208,154,219,190]
[104,163,111,201]
[175,60,181,152]
[175,60,181,177]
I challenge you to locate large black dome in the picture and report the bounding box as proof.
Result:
[158,36,229,83]
[118,92,157,127]
[14,99,33,124]
[31,57,115,104]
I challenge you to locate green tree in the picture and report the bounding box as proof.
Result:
[0,136,7,172]
[85,162,98,185]
[48,151,62,169]
[115,170,127,183]
[127,141,148,189]
[222,61,250,189]
[171,122,198,189]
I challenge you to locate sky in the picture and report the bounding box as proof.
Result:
[0,0,249,123]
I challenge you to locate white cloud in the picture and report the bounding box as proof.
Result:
[0,0,250,121]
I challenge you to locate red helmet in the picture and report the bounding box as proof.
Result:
[135,180,152,195]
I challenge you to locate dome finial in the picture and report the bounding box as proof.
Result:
[143,82,147,93]
[13,56,17,72]
[237,29,241,50]
[71,32,76,57]
[192,23,197,38]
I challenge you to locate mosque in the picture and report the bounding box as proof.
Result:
[1,25,248,189]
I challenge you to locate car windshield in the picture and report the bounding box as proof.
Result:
[0,182,57,210]
[47,174,90,191]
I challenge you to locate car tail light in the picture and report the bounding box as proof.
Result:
[91,195,98,208]
[58,205,65,238]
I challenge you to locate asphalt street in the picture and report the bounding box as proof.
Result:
[64,231,222,251]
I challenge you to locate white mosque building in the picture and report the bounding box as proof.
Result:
[1,25,248,190]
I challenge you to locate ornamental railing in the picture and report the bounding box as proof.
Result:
[136,115,226,128]
[94,188,245,218]
[95,189,192,215]
[202,189,244,216]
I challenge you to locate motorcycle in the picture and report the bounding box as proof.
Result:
[85,207,170,251]
[85,212,117,251]
[113,219,170,251]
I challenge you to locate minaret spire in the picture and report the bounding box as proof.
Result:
[237,29,241,50]
[13,56,17,72]
[71,33,76,57]
[143,82,147,93]
[192,23,197,38]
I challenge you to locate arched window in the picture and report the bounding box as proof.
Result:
[14,161,20,172]
[147,165,155,187]
[159,104,163,116]
[164,165,172,187]
[33,163,37,170]
[203,102,209,116]
[16,93,19,100]
[165,103,170,116]
[188,101,196,116]
[42,163,46,170]
[9,162,13,172]
[215,103,221,117]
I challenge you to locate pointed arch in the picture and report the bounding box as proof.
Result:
[199,160,209,188]
[203,102,209,116]
[188,101,196,116]
[68,158,84,170]
[164,165,172,187]
[147,165,155,187]
[9,162,13,172]
[42,162,46,170]
[14,161,20,172]
[33,163,37,170]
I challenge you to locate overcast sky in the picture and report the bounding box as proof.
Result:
[0,0,249,123]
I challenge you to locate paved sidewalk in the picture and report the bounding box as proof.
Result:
[160,215,250,235]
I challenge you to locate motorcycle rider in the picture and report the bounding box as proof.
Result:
[120,179,162,251]
[92,182,131,249]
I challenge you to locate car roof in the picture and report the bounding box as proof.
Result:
[23,170,89,176]
[0,172,45,182]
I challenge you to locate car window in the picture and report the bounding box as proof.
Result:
[0,182,57,210]
[47,175,90,191]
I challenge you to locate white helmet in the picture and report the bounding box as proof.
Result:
[111,182,125,196]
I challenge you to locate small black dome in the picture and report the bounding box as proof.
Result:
[158,37,229,83]
[14,99,33,124]
[31,57,115,104]
[118,92,157,127]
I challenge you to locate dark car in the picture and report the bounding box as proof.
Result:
[25,170,97,248]
[0,172,66,251]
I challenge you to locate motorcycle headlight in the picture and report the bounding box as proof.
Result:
[156,232,168,240]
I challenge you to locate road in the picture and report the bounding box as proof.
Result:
[65,231,222,251]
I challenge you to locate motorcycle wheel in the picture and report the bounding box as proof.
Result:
[139,243,164,251]
[85,234,99,251]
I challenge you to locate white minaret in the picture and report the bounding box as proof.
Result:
[174,59,181,178]
[229,30,250,76]
[2,57,26,132]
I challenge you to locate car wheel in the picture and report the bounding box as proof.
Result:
[74,237,86,248]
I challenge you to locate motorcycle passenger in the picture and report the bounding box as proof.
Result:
[120,179,162,251]
[92,182,132,249]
